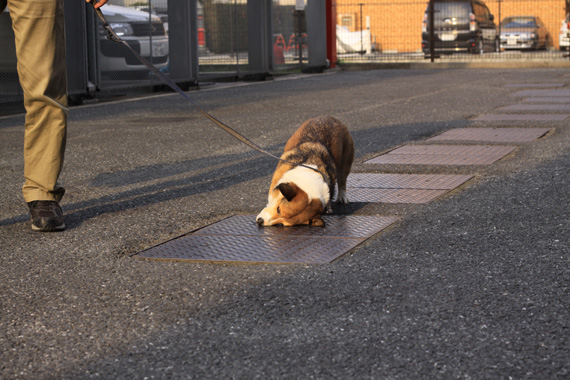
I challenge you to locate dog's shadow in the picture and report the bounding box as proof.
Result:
[331,201,368,215]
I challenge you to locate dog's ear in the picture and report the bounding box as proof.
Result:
[309,217,325,227]
[277,183,298,202]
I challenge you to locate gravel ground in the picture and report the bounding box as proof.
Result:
[1,68,569,379]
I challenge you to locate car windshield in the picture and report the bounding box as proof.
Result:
[433,2,471,19]
[501,18,536,28]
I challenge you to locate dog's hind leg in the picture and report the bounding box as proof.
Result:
[336,151,353,204]
[336,180,349,204]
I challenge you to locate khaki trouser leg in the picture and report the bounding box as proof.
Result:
[8,0,68,203]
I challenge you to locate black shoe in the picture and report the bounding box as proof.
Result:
[27,201,66,232]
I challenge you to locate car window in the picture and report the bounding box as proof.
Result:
[501,17,536,28]
[482,5,491,20]
[433,2,471,19]
[472,3,485,21]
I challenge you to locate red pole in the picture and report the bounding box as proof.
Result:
[326,0,337,68]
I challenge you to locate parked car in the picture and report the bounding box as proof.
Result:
[500,16,549,50]
[560,14,570,51]
[132,6,168,33]
[422,0,499,55]
[98,5,169,75]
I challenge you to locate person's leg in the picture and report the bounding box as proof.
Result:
[9,0,67,230]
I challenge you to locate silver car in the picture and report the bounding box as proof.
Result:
[1,5,169,75]
[98,5,169,74]
[500,16,549,50]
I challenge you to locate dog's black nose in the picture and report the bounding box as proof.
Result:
[256,217,264,226]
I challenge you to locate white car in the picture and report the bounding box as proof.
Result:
[560,15,570,51]
[98,5,169,75]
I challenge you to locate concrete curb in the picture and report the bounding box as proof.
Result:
[338,60,570,70]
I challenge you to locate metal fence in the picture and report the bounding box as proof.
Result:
[273,3,310,67]
[0,0,327,109]
[2,0,569,110]
[334,0,570,62]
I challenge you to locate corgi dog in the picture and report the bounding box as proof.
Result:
[256,116,354,227]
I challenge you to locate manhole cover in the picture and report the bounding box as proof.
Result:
[132,215,399,264]
[522,97,570,103]
[347,187,449,204]
[496,104,570,113]
[503,83,566,88]
[194,214,396,239]
[342,173,472,203]
[365,145,515,166]
[511,89,570,97]
[134,235,361,264]
[428,128,550,143]
[385,145,514,156]
[473,114,569,121]
[347,173,473,190]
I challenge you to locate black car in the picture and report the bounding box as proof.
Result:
[422,0,499,55]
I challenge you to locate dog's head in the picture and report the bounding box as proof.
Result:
[256,182,326,227]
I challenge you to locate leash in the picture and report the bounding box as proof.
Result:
[90,3,326,179]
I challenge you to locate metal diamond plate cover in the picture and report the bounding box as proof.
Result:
[503,83,566,88]
[135,235,364,264]
[512,89,570,97]
[365,145,516,166]
[496,104,570,112]
[347,188,448,204]
[194,214,399,238]
[428,128,550,143]
[365,154,507,165]
[387,145,515,156]
[522,97,570,103]
[474,114,569,121]
[133,215,399,264]
[347,173,473,190]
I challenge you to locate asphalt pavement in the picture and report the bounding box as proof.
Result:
[1,67,569,379]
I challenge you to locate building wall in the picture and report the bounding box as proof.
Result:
[336,0,566,53]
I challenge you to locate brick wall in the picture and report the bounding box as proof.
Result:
[336,0,566,53]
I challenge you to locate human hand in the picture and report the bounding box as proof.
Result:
[86,0,109,9]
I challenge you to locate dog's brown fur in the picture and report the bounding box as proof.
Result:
[256,116,354,227]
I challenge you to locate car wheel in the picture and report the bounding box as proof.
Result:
[473,38,484,55]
